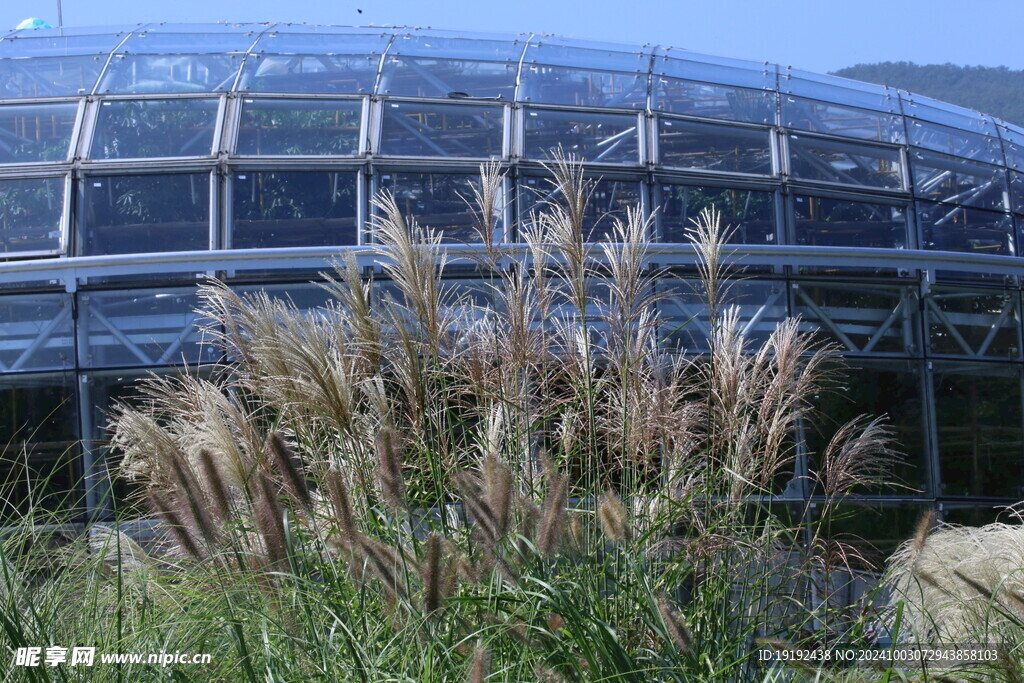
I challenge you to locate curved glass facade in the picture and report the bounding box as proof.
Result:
[1,23,1024,531]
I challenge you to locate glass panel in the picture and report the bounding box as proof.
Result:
[232,171,358,248]
[234,282,335,313]
[378,32,522,99]
[791,283,920,355]
[651,78,774,123]
[0,372,80,515]
[236,98,361,156]
[902,94,997,137]
[525,109,638,163]
[81,173,210,255]
[658,278,786,351]
[926,288,1020,359]
[654,48,773,90]
[379,102,503,158]
[933,362,1024,499]
[793,195,908,249]
[0,102,78,163]
[378,171,501,243]
[782,69,896,113]
[519,176,642,241]
[1011,171,1024,216]
[912,151,1006,211]
[0,177,65,255]
[658,119,771,174]
[782,96,904,143]
[90,98,218,159]
[519,40,649,108]
[820,503,930,571]
[78,288,209,368]
[907,118,1002,164]
[1001,123,1024,171]
[808,360,927,495]
[918,201,1013,256]
[0,32,127,98]
[789,134,902,189]
[239,29,392,94]
[0,293,74,372]
[656,184,775,244]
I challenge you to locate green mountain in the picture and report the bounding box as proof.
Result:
[831,62,1024,127]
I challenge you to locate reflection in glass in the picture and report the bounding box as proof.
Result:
[789,135,902,189]
[0,102,77,163]
[519,176,641,241]
[657,184,775,243]
[90,98,219,159]
[232,172,358,248]
[793,195,907,249]
[933,363,1024,499]
[0,177,64,255]
[524,109,637,163]
[659,119,771,174]
[792,283,919,355]
[81,173,210,255]
[912,151,1007,211]
[0,293,74,372]
[926,288,1020,359]
[783,97,903,143]
[379,102,502,158]
[0,372,80,515]
[236,99,361,156]
[78,288,208,368]
[379,171,500,243]
[918,201,1013,256]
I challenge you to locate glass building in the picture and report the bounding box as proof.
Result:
[1,23,1023,542]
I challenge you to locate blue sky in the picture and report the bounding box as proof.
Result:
[3,0,1022,74]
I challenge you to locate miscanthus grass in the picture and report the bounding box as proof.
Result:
[2,156,998,681]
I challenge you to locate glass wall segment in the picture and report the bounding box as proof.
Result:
[782,97,904,143]
[1010,171,1024,216]
[0,102,78,163]
[792,195,908,249]
[917,201,1014,256]
[0,32,126,98]
[77,288,207,368]
[656,184,775,244]
[518,39,649,108]
[925,287,1021,359]
[0,293,74,372]
[902,94,997,138]
[524,109,638,164]
[911,151,1007,211]
[651,48,775,123]
[657,119,771,174]
[791,282,920,355]
[782,68,895,113]
[0,176,66,256]
[236,98,361,156]
[658,278,786,351]
[518,175,642,241]
[788,134,903,189]
[89,98,219,159]
[239,28,391,94]
[80,173,210,255]
[378,171,499,243]
[377,32,521,99]
[907,119,1002,164]
[231,171,358,248]
[932,362,1024,499]
[379,102,503,158]
[0,372,79,515]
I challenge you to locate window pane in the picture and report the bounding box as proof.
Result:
[78,288,209,368]
[81,174,210,255]
[0,102,78,163]
[918,202,1013,256]
[783,69,895,113]
[90,98,219,159]
[926,288,1020,359]
[232,171,358,248]
[525,109,637,163]
[789,134,902,189]
[519,40,650,108]
[656,184,775,244]
[659,119,771,174]
[782,97,903,143]
[236,99,361,156]
[658,278,786,351]
[379,32,521,99]
[379,171,500,243]
[933,363,1024,499]
[907,118,1002,164]
[1010,170,1024,216]
[652,79,774,123]
[0,293,74,372]
[791,282,920,355]
[519,176,642,241]
[0,32,125,98]
[0,177,65,255]
[793,195,907,249]
[0,372,80,515]
[912,151,1007,212]
[379,102,502,158]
